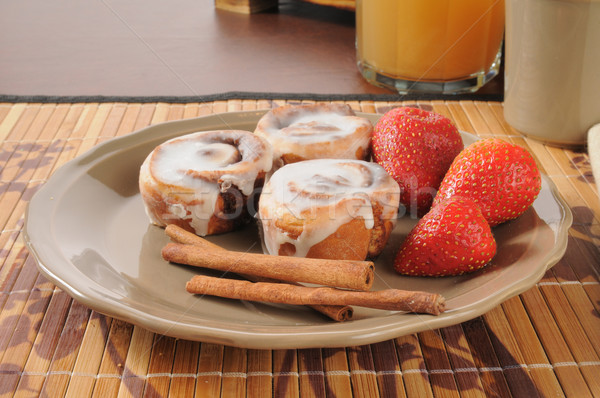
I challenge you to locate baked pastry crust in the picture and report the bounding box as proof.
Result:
[254,103,372,168]
[258,159,400,260]
[139,130,273,236]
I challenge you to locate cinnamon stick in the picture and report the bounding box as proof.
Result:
[164,224,353,321]
[303,303,353,322]
[165,224,222,249]
[186,275,446,315]
[162,242,375,291]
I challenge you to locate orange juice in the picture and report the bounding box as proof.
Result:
[356,0,505,93]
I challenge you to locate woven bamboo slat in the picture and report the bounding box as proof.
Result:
[347,345,379,397]
[14,287,70,396]
[460,317,514,397]
[298,348,326,397]
[64,312,113,397]
[322,347,353,396]
[91,320,134,397]
[39,300,91,397]
[370,340,405,397]
[441,324,487,396]
[116,326,154,397]
[246,349,271,397]
[419,330,461,397]
[169,340,201,397]
[480,306,542,397]
[395,334,434,397]
[272,349,299,397]
[221,346,248,397]
[0,100,599,397]
[145,334,178,397]
[196,343,225,397]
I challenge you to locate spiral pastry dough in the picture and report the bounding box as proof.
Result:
[258,159,400,261]
[254,103,372,167]
[139,130,273,236]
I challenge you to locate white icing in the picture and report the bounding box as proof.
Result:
[152,133,271,196]
[266,113,364,142]
[258,159,400,257]
[187,190,220,236]
[154,142,239,180]
[168,203,188,219]
[141,130,273,236]
[255,105,372,165]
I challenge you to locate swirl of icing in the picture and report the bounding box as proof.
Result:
[254,103,372,166]
[140,130,273,236]
[258,159,400,259]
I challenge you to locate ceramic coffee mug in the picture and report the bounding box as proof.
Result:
[503,0,600,147]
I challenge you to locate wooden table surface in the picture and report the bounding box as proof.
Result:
[1,99,599,397]
[0,0,503,100]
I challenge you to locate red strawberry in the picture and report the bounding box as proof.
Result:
[372,107,463,217]
[394,196,497,277]
[433,138,541,226]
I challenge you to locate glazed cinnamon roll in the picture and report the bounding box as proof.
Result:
[139,130,273,236]
[257,159,400,261]
[254,103,372,167]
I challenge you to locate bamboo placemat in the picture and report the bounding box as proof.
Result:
[1,99,599,397]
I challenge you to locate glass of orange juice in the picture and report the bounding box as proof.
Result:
[356,0,505,94]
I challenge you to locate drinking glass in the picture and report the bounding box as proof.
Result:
[356,0,505,94]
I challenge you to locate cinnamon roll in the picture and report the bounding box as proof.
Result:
[139,130,273,236]
[254,103,373,167]
[257,159,400,261]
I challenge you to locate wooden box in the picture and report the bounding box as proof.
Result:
[215,0,355,14]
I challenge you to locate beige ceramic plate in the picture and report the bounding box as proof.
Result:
[24,110,572,349]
